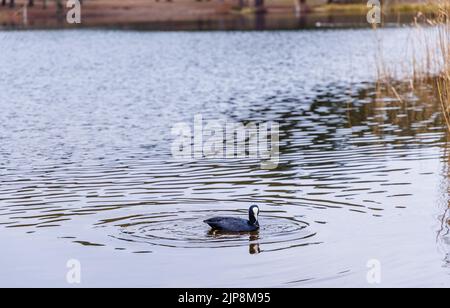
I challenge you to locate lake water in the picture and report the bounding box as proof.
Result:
[0,28,449,287]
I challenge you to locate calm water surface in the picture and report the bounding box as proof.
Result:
[0,28,449,287]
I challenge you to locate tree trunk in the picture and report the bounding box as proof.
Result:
[295,0,307,15]
[28,0,34,6]
[9,0,15,8]
[254,0,264,8]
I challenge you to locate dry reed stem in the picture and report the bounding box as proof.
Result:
[377,0,450,130]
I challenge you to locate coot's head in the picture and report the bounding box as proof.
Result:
[249,205,260,225]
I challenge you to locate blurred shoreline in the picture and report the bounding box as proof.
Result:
[0,1,429,30]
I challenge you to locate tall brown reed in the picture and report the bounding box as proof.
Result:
[377,1,450,130]
[435,2,450,129]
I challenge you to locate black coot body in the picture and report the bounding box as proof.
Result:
[204,205,260,232]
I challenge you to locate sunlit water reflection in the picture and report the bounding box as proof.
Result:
[0,28,449,287]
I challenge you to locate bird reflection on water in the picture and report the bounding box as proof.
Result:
[208,230,261,255]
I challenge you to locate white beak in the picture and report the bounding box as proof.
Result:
[253,207,259,220]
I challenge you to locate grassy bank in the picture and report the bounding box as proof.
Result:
[314,2,448,15]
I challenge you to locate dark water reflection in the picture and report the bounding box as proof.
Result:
[1,11,419,31]
[0,29,449,287]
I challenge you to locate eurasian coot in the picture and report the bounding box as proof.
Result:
[204,205,260,232]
